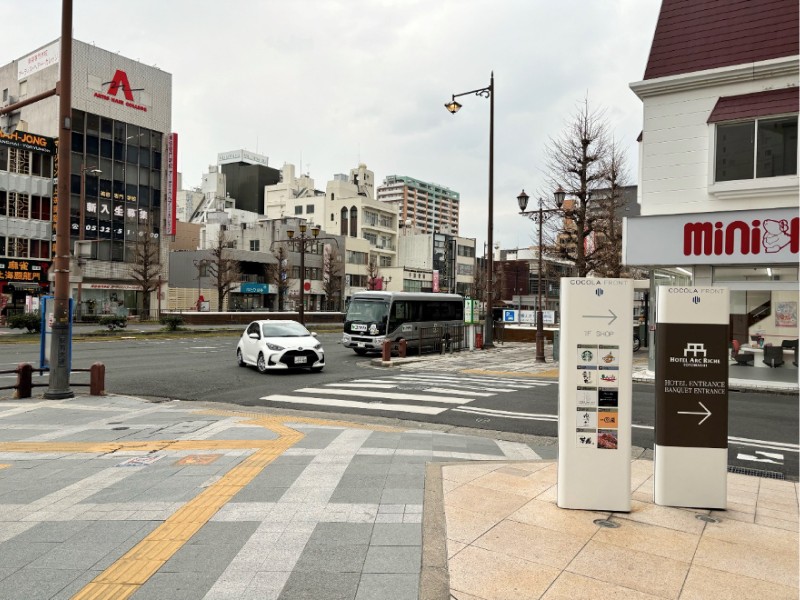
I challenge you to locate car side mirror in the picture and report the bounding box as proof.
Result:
[249,333,260,340]
[311,332,318,338]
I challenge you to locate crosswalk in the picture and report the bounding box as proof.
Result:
[260,373,554,416]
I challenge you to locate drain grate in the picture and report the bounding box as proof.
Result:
[727,465,785,480]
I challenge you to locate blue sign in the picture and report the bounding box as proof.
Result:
[503,309,517,323]
[240,283,270,294]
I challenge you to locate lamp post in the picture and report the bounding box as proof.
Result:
[274,222,337,326]
[517,188,567,363]
[76,164,101,319]
[445,72,494,348]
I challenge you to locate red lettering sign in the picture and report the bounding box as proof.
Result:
[684,217,799,257]
[107,70,134,101]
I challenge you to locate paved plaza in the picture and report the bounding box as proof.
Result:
[0,391,796,599]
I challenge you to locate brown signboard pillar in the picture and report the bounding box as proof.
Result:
[655,287,729,509]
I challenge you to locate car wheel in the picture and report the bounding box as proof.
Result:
[237,349,246,367]
[353,348,368,356]
[257,353,268,374]
[311,366,324,372]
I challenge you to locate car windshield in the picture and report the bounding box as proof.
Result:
[261,322,311,338]
[345,300,389,323]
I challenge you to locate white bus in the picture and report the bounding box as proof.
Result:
[342,291,465,355]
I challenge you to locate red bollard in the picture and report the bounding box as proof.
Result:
[15,363,32,398]
[90,362,106,396]
[398,339,407,358]
[475,332,483,350]
[382,339,392,362]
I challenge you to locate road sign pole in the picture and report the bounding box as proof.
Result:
[654,287,729,509]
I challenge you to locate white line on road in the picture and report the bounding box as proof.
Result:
[293,387,470,404]
[453,406,558,421]
[736,453,782,465]
[260,394,448,415]
[326,383,398,389]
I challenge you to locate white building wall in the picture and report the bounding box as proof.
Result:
[632,58,799,216]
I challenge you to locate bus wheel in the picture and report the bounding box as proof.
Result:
[353,348,368,356]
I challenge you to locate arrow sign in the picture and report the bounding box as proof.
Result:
[582,309,617,325]
[677,401,711,425]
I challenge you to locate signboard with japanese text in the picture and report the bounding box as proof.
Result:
[557,278,633,512]
[165,133,178,236]
[654,287,729,509]
[0,260,49,284]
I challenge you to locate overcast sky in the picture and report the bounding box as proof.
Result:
[6,0,662,250]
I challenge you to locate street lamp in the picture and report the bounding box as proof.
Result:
[445,72,495,348]
[277,222,338,325]
[517,188,567,363]
[76,164,101,319]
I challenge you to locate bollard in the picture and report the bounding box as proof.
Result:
[381,339,391,362]
[15,363,32,399]
[475,332,483,350]
[90,362,106,396]
[398,338,407,358]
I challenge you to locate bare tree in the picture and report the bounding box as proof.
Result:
[592,138,628,278]
[322,244,344,310]
[130,218,161,319]
[266,245,293,311]
[208,228,241,311]
[544,97,610,277]
[366,257,381,290]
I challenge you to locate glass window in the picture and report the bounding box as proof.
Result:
[0,146,7,171]
[294,205,303,215]
[100,117,113,139]
[86,113,99,137]
[306,204,315,214]
[756,117,798,178]
[715,116,798,182]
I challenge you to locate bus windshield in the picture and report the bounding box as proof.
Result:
[345,300,389,323]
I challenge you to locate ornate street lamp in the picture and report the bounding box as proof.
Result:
[280,222,338,325]
[445,72,495,347]
[517,188,566,362]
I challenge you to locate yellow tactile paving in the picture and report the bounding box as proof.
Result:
[0,464,9,469]
[67,411,401,600]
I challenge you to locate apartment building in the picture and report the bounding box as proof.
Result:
[377,175,460,235]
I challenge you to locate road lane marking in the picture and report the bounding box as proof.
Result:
[293,387,469,404]
[453,406,558,421]
[260,394,448,415]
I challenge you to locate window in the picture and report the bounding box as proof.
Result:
[306,204,315,214]
[715,116,798,182]
[249,239,260,252]
[294,205,303,215]
[349,206,358,237]
[340,207,348,236]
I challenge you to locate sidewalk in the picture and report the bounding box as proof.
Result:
[0,393,797,600]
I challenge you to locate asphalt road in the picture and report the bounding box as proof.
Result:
[1,331,797,480]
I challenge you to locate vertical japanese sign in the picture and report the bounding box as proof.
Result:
[165,132,178,236]
[655,287,729,509]
[557,278,633,511]
[51,138,59,256]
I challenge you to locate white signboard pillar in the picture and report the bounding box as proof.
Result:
[558,278,633,511]
[655,287,729,509]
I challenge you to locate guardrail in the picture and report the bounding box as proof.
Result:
[0,363,105,398]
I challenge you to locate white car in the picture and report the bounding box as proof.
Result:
[236,320,325,373]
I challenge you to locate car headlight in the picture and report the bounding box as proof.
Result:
[314,343,322,350]
[374,337,385,346]
[266,342,285,351]
[342,334,351,343]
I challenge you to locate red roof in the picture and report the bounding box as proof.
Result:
[708,88,799,122]
[644,0,799,80]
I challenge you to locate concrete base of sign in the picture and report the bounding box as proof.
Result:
[654,445,727,509]
[557,460,632,512]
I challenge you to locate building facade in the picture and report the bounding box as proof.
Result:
[0,39,173,319]
[377,175,460,235]
[626,0,799,355]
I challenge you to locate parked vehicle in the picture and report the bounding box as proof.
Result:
[236,320,324,373]
[633,333,641,352]
[342,291,464,355]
